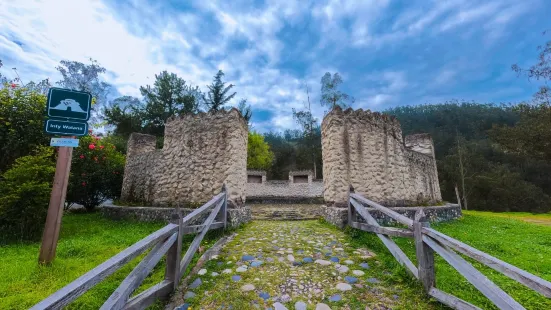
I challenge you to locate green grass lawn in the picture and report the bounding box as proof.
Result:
[346,210,551,310]
[0,212,223,310]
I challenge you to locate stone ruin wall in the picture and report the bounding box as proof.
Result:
[121,109,248,208]
[321,107,442,207]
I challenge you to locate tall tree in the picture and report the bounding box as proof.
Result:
[293,84,321,178]
[203,70,236,111]
[320,72,354,109]
[248,132,274,170]
[491,33,551,161]
[56,58,111,106]
[237,98,252,127]
[511,32,550,105]
[138,71,200,136]
[103,96,145,138]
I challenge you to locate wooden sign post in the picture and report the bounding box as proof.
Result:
[39,87,91,265]
[38,145,73,264]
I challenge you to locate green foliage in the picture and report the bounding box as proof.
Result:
[0,147,55,242]
[66,134,126,211]
[203,70,236,111]
[247,132,274,170]
[263,130,323,179]
[0,85,50,172]
[104,71,201,144]
[320,72,354,109]
[102,96,145,139]
[490,103,551,161]
[386,101,551,213]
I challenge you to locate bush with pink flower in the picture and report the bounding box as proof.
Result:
[66,132,125,211]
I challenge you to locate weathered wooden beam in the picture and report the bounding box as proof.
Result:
[123,280,173,310]
[30,224,178,310]
[350,194,414,228]
[349,221,413,238]
[181,222,225,235]
[101,233,177,310]
[414,210,435,292]
[423,236,525,310]
[423,227,551,298]
[166,208,184,290]
[180,192,224,226]
[428,288,482,310]
[179,199,224,275]
[350,199,419,279]
[220,184,228,230]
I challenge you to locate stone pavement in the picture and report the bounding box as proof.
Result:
[173,220,436,310]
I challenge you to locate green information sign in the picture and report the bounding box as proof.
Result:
[44,119,88,136]
[46,87,92,121]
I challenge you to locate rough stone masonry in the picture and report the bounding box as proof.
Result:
[321,107,442,207]
[121,109,248,211]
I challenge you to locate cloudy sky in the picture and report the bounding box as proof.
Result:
[1,0,550,132]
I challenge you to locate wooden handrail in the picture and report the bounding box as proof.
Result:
[30,224,178,310]
[32,188,229,310]
[347,191,551,310]
[423,227,551,298]
[350,193,414,227]
[349,198,419,279]
[101,232,178,310]
[423,236,525,310]
[180,199,224,275]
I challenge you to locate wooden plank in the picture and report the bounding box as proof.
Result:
[180,192,224,226]
[413,210,435,292]
[423,227,551,298]
[30,224,178,310]
[181,222,225,235]
[123,280,173,310]
[429,288,482,310]
[423,236,525,310]
[166,208,184,290]
[350,199,419,279]
[179,199,224,275]
[349,221,413,238]
[221,184,228,230]
[350,194,414,227]
[101,233,177,310]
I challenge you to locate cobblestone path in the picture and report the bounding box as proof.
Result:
[174,221,436,310]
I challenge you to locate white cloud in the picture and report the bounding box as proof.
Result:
[0,0,544,133]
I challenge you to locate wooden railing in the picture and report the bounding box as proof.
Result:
[31,186,229,310]
[347,187,551,310]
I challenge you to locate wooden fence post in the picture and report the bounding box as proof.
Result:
[413,209,435,291]
[347,185,355,226]
[221,184,228,229]
[165,207,183,290]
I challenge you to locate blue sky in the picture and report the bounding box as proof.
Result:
[1,0,550,132]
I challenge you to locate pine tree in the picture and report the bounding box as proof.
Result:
[203,70,236,111]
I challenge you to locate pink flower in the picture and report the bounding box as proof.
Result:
[82,182,86,186]
[89,144,95,150]
[100,145,105,150]
[11,83,16,89]
[79,155,85,159]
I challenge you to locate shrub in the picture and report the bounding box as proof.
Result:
[0,147,55,242]
[0,84,49,172]
[66,133,125,211]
